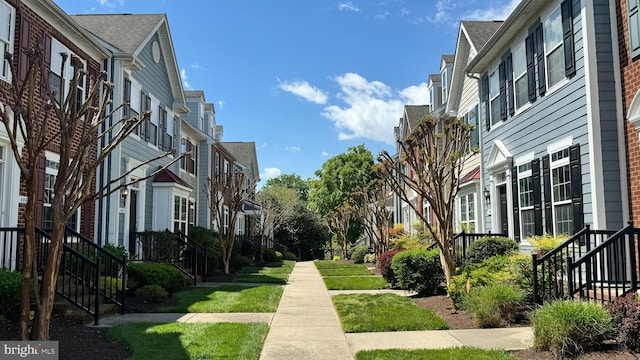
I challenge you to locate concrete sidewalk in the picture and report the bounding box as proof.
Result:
[96,261,534,359]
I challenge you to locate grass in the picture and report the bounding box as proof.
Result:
[108,322,268,360]
[232,260,295,284]
[323,276,390,290]
[314,260,375,276]
[153,285,283,313]
[355,347,519,360]
[332,293,449,332]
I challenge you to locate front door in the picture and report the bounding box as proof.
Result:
[498,184,508,235]
[128,190,138,253]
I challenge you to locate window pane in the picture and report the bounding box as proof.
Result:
[544,8,563,50]
[521,209,535,238]
[515,77,528,109]
[555,204,573,235]
[489,71,499,97]
[513,43,526,76]
[547,46,565,88]
[491,97,501,125]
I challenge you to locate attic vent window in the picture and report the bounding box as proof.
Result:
[152,41,160,63]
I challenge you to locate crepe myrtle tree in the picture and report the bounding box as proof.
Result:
[208,166,256,274]
[0,46,183,340]
[353,178,392,256]
[376,115,475,286]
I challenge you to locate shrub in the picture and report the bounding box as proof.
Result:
[263,248,282,263]
[189,226,222,273]
[0,269,21,317]
[135,284,168,303]
[389,234,424,251]
[527,234,569,255]
[274,251,283,261]
[283,252,297,261]
[391,249,444,295]
[99,276,124,298]
[350,245,369,264]
[464,236,518,266]
[363,253,377,264]
[463,283,525,328]
[332,256,340,261]
[532,300,614,358]
[448,254,533,309]
[127,262,190,294]
[607,291,640,352]
[377,250,401,285]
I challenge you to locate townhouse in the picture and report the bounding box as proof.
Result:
[0,0,106,240]
[466,0,627,242]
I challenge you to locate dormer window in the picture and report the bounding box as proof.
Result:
[441,68,448,103]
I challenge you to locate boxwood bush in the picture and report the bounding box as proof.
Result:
[127,262,190,294]
[0,269,21,318]
[391,248,444,295]
[464,236,518,266]
[532,300,614,358]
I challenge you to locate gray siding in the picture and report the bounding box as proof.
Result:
[134,33,174,107]
[482,0,624,233]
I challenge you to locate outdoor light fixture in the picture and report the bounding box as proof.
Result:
[483,188,490,204]
[121,187,129,199]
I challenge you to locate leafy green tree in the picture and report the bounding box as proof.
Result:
[264,173,310,201]
[255,185,298,261]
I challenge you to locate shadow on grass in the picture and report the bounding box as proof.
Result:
[108,323,189,360]
[152,285,283,313]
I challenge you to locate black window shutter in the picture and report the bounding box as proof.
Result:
[535,23,546,96]
[525,34,537,102]
[561,0,576,77]
[42,34,51,96]
[569,144,584,233]
[506,52,515,116]
[542,155,553,235]
[629,0,640,58]
[35,156,46,228]
[481,73,490,131]
[532,158,543,236]
[18,16,31,86]
[512,160,520,242]
[499,60,507,121]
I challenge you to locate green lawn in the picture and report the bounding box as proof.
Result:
[355,347,519,360]
[232,260,295,284]
[108,322,268,360]
[323,276,390,290]
[314,261,374,276]
[153,285,283,313]
[332,293,449,332]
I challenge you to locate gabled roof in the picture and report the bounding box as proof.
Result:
[71,13,187,112]
[403,105,430,134]
[153,168,192,189]
[447,21,502,113]
[459,165,481,185]
[441,54,455,66]
[222,142,260,182]
[429,74,441,84]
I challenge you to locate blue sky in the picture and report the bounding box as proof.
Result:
[53,0,518,185]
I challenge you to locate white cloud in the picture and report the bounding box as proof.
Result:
[463,0,519,21]
[338,1,360,12]
[261,142,268,148]
[181,68,191,90]
[278,79,328,104]
[374,11,390,20]
[190,62,206,71]
[217,100,225,110]
[399,8,409,17]
[97,0,123,9]
[321,73,427,145]
[427,0,458,24]
[286,146,301,153]
[261,167,282,181]
[321,151,330,157]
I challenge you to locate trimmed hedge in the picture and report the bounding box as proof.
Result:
[464,236,518,266]
[127,262,190,294]
[391,249,444,295]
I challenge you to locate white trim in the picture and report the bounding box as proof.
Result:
[515,152,535,166]
[486,140,512,171]
[581,0,605,229]
[546,136,573,155]
[628,90,640,130]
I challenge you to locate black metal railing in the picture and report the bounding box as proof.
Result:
[532,225,617,304]
[567,224,639,303]
[58,246,101,325]
[0,227,23,271]
[452,231,507,267]
[131,230,205,284]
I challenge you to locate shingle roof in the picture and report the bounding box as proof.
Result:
[461,21,504,51]
[404,105,430,131]
[429,74,441,83]
[152,168,192,189]
[442,54,455,64]
[222,142,260,181]
[70,14,164,54]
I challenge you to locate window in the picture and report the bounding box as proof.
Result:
[42,153,80,231]
[173,195,187,233]
[158,106,168,150]
[463,105,479,150]
[441,68,448,103]
[223,159,229,185]
[130,81,141,135]
[49,38,85,107]
[550,148,572,235]
[149,98,159,146]
[0,1,14,82]
[513,42,528,110]
[180,137,186,170]
[214,152,220,181]
[138,92,151,141]
[0,146,5,222]
[223,206,229,234]
[459,193,475,232]
[180,137,196,175]
[630,0,640,58]
[489,68,501,126]
[544,7,564,89]
[518,162,535,238]
[188,199,195,229]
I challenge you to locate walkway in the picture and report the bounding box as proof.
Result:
[96,261,534,359]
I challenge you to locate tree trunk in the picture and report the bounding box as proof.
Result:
[30,223,65,340]
[20,185,37,340]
